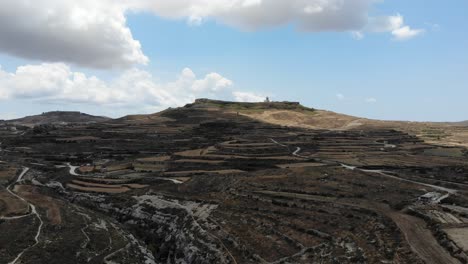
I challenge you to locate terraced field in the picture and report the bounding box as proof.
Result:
[1,99,467,263]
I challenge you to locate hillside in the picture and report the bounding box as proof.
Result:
[6,111,111,127]
[188,99,468,148]
[1,98,468,264]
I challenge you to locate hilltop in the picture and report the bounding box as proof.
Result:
[183,99,468,148]
[187,98,314,111]
[5,111,111,127]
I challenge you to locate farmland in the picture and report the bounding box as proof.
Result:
[1,99,468,263]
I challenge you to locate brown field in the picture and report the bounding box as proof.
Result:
[0,166,18,184]
[163,169,245,176]
[175,149,206,157]
[174,159,225,164]
[66,183,130,194]
[16,185,62,225]
[71,180,148,189]
[137,156,171,162]
[239,109,468,148]
[77,177,133,184]
[124,183,148,189]
[0,189,29,217]
[175,148,304,161]
[78,166,95,173]
[276,162,326,168]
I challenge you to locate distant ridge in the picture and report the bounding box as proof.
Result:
[2,99,467,146]
[5,111,111,127]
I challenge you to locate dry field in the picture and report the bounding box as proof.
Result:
[0,189,29,217]
[1,99,467,263]
[238,108,468,148]
[0,166,17,184]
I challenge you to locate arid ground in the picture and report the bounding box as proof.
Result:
[1,99,467,264]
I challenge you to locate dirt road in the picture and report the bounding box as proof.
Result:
[4,168,44,264]
[257,190,460,264]
[388,212,460,264]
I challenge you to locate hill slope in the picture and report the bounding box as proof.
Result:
[188,99,468,147]
[1,98,467,264]
[6,111,111,127]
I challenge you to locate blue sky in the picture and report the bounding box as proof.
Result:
[0,1,467,121]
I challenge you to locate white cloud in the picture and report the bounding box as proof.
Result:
[0,0,148,69]
[192,71,233,92]
[233,91,265,102]
[351,31,364,40]
[392,26,425,41]
[132,0,371,31]
[0,1,424,68]
[0,63,233,111]
[365,97,377,103]
[367,14,404,33]
[336,93,345,100]
[360,14,424,40]
[132,1,424,39]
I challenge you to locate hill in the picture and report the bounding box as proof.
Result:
[5,111,111,127]
[1,98,467,264]
[187,98,315,111]
[188,99,468,148]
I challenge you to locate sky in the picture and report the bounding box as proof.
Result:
[0,0,467,121]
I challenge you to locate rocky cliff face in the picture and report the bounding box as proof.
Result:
[72,192,230,264]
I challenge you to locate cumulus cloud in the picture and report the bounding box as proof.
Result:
[232,91,265,102]
[0,63,233,110]
[0,0,148,68]
[132,1,424,39]
[191,72,233,92]
[367,14,405,33]
[130,0,371,32]
[0,1,424,68]
[360,14,424,40]
[391,26,425,41]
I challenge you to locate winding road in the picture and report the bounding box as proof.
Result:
[1,168,32,220]
[66,163,183,184]
[269,138,462,264]
[341,164,458,194]
[66,163,80,176]
[2,167,44,264]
